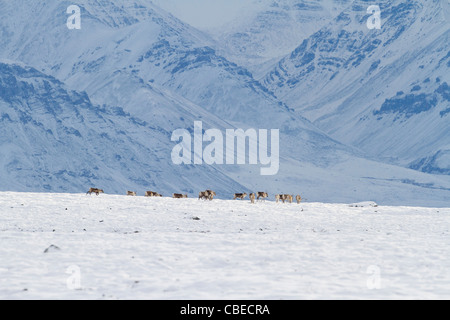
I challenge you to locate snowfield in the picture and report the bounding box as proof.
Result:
[0,192,449,300]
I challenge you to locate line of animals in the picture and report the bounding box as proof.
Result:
[86,188,302,204]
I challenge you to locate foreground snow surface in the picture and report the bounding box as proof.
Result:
[0,192,449,300]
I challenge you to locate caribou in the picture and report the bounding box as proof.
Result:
[199,190,216,201]
[86,188,104,196]
[145,191,162,197]
[257,192,268,201]
[173,193,188,199]
[233,193,247,200]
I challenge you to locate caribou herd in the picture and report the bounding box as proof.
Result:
[87,188,302,204]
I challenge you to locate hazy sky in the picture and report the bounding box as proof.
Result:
[151,0,256,29]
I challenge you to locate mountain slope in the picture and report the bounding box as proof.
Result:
[211,0,351,72]
[0,0,361,165]
[0,61,248,195]
[263,0,450,174]
[0,1,449,205]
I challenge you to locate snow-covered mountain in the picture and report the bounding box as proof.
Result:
[263,0,450,175]
[0,0,449,205]
[0,0,356,167]
[211,0,352,72]
[219,0,356,70]
[0,61,250,195]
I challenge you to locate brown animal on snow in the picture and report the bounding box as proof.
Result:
[278,194,288,203]
[173,193,188,199]
[199,190,216,201]
[257,192,268,201]
[277,194,293,203]
[234,193,247,200]
[127,191,137,196]
[146,191,162,197]
[285,195,294,203]
[87,188,104,196]
[249,193,256,204]
[206,190,216,200]
[296,195,302,204]
[145,191,155,197]
[198,191,208,200]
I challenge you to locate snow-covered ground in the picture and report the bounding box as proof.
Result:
[0,192,449,300]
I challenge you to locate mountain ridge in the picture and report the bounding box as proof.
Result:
[0,1,449,205]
